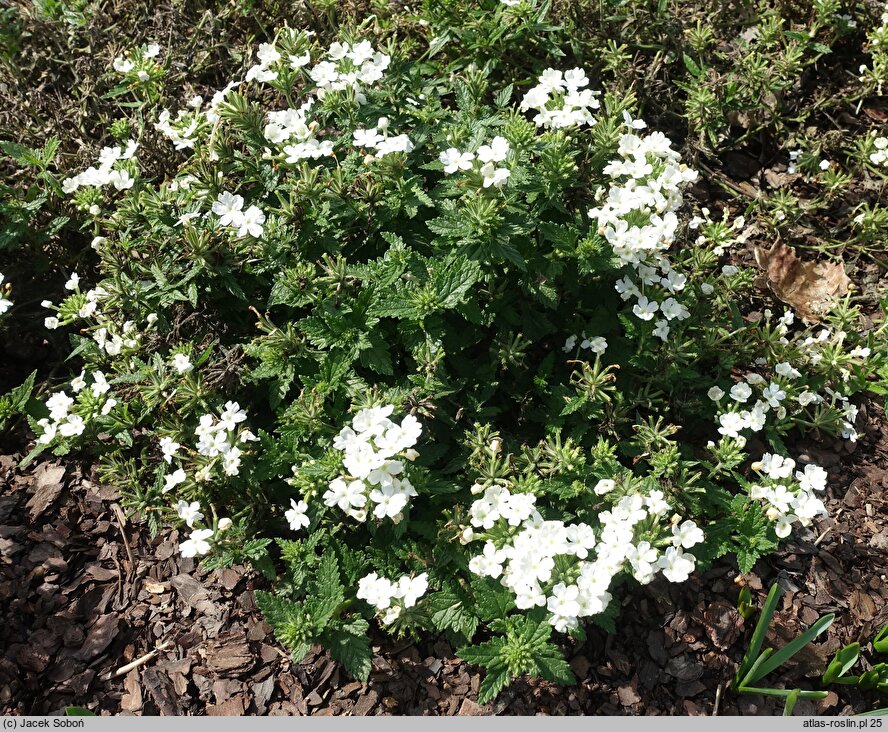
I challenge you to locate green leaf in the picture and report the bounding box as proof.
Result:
[783,688,800,716]
[735,583,781,690]
[429,589,479,639]
[65,707,95,717]
[477,665,511,704]
[874,621,888,654]
[822,643,860,684]
[682,53,703,78]
[322,617,372,681]
[254,590,298,628]
[470,576,515,622]
[459,637,508,668]
[752,613,834,683]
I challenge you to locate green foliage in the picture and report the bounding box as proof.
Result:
[459,614,575,704]
[733,582,833,713]
[2,0,888,708]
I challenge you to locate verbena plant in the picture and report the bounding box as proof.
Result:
[9,8,888,702]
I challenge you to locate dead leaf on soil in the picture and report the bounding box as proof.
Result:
[754,242,852,323]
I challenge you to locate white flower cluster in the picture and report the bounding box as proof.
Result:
[262,101,335,162]
[112,43,161,81]
[62,140,138,194]
[0,273,12,315]
[159,403,258,496]
[178,518,233,558]
[870,135,888,166]
[562,333,607,355]
[323,405,422,523]
[43,276,146,358]
[858,5,888,92]
[748,455,828,538]
[353,120,414,159]
[211,191,266,238]
[155,109,201,150]
[357,571,429,624]
[588,116,698,341]
[245,42,287,83]
[462,484,702,632]
[155,82,238,151]
[37,371,116,444]
[309,40,391,103]
[519,67,600,129]
[439,135,511,188]
[193,401,258,478]
[710,313,864,445]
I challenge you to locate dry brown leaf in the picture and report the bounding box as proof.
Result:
[754,242,852,323]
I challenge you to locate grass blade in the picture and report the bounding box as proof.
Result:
[735,583,782,687]
[752,613,835,683]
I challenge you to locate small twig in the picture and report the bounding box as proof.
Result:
[814,525,833,547]
[713,683,723,717]
[112,503,135,567]
[101,640,171,681]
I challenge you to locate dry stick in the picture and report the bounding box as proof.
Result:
[713,683,723,717]
[112,502,135,567]
[101,641,171,681]
[815,507,843,547]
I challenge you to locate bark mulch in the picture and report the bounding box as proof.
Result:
[1,404,886,716]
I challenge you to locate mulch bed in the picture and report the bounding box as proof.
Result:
[1,405,886,716]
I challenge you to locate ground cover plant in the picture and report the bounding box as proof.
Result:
[1,0,888,715]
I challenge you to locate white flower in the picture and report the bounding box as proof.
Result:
[65,273,80,291]
[730,382,753,402]
[672,520,704,549]
[480,162,510,188]
[285,499,310,531]
[476,136,510,164]
[163,469,187,493]
[324,478,367,512]
[171,353,192,374]
[708,386,724,401]
[797,391,819,407]
[717,412,746,438]
[256,42,281,67]
[594,478,616,495]
[145,43,161,58]
[469,542,507,578]
[179,528,213,558]
[44,316,59,330]
[58,415,86,437]
[222,447,243,476]
[795,464,827,492]
[218,401,248,431]
[762,382,786,408]
[774,514,795,538]
[657,546,696,582]
[46,391,74,421]
[396,573,428,608]
[237,205,265,238]
[439,147,475,173]
[632,296,659,321]
[289,52,311,69]
[369,482,410,519]
[585,336,607,354]
[212,191,245,227]
[159,436,180,463]
[113,56,134,73]
[176,500,204,528]
[91,371,110,397]
[645,490,670,516]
